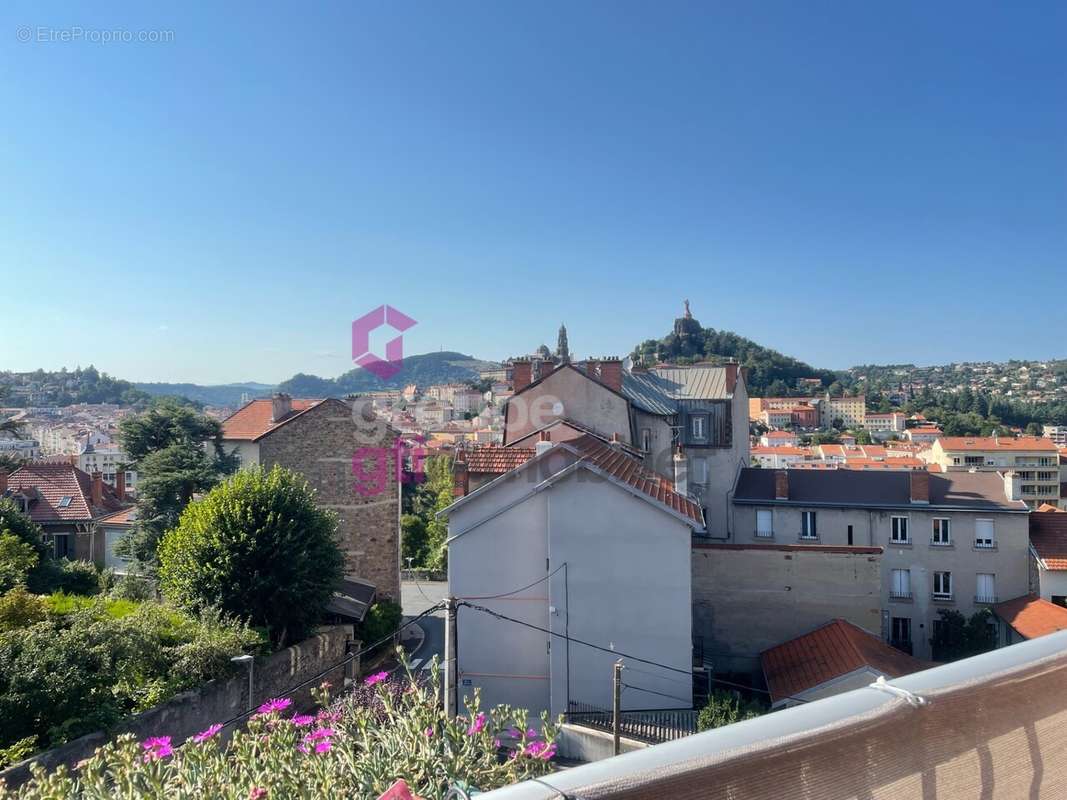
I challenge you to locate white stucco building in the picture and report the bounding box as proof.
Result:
[443,436,703,719]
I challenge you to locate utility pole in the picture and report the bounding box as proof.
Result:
[444,597,458,718]
[612,660,624,755]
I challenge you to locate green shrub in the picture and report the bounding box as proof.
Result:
[158,465,344,647]
[697,689,764,731]
[0,735,37,770]
[109,572,155,602]
[0,532,39,592]
[359,599,404,655]
[42,592,140,620]
[0,586,46,632]
[0,498,48,563]
[26,558,102,596]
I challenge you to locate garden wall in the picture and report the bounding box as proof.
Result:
[0,625,356,789]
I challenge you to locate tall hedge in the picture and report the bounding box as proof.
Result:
[158,466,343,647]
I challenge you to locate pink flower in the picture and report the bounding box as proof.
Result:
[317,709,341,723]
[305,727,335,742]
[466,712,487,735]
[256,697,292,715]
[290,714,315,727]
[425,727,434,738]
[493,738,501,748]
[314,740,332,753]
[141,736,173,762]
[523,740,557,760]
[297,743,309,754]
[249,788,267,800]
[526,727,540,740]
[506,726,521,738]
[192,723,223,743]
[364,671,389,686]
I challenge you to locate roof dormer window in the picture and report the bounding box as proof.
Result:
[58,496,73,508]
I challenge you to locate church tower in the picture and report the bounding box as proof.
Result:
[556,323,571,364]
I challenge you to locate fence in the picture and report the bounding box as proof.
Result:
[566,701,699,744]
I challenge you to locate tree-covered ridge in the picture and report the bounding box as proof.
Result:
[631,325,836,397]
[277,351,500,396]
[0,367,150,407]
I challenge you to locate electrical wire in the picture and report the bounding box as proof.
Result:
[621,663,699,689]
[621,682,692,706]
[218,601,446,731]
[460,562,567,600]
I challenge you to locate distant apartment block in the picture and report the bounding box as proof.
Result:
[1044,425,1067,447]
[818,393,866,429]
[920,435,1059,509]
[864,412,906,433]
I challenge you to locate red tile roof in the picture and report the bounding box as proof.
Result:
[461,446,536,474]
[97,506,138,526]
[567,435,703,526]
[7,463,124,524]
[936,435,1056,452]
[1030,511,1067,570]
[761,619,931,704]
[220,399,323,441]
[993,595,1067,640]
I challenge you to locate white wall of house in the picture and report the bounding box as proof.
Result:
[222,440,261,467]
[1036,567,1067,605]
[448,459,693,720]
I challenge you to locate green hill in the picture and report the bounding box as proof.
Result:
[277,351,499,396]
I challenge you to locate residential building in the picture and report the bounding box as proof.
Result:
[731,468,1030,660]
[760,430,799,448]
[97,506,137,573]
[750,446,809,469]
[77,442,137,498]
[905,426,943,445]
[992,595,1067,645]
[1,463,126,564]
[1029,510,1067,606]
[817,394,865,429]
[220,394,401,600]
[920,435,1059,509]
[0,438,41,461]
[760,619,931,709]
[863,412,905,433]
[1043,425,1067,447]
[444,435,703,718]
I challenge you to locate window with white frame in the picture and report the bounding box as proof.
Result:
[932,518,951,546]
[756,509,773,538]
[975,519,995,549]
[800,511,817,539]
[891,516,910,544]
[976,573,996,603]
[890,568,911,599]
[933,571,953,599]
[693,458,708,484]
[690,415,706,441]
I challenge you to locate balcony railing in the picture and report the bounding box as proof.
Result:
[975,595,998,604]
[755,530,774,538]
[484,632,1067,800]
[889,591,912,601]
[974,541,996,550]
[932,592,954,601]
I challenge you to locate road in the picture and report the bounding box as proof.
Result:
[401,580,447,673]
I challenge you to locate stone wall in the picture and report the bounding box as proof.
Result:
[0,625,355,790]
[258,398,401,600]
[692,542,883,676]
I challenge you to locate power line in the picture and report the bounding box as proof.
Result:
[621,663,697,689]
[621,682,692,706]
[219,602,445,731]
[460,562,567,600]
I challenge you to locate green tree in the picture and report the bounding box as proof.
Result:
[929,608,997,661]
[853,429,873,445]
[158,466,343,647]
[0,533,39,593]
[697,689,764,731]
[117,400,239,567]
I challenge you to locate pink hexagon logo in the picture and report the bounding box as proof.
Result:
[352,305,417,380]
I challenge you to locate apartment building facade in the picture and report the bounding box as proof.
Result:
[817,394,866,429]
[920,436,1059,509]
[731,468,1030,660]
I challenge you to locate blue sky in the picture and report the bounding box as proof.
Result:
[1,2,1064,384]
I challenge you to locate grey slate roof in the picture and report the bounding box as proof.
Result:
[325,578,377,622]
[622,367,731,416]
[734,468,1028,512]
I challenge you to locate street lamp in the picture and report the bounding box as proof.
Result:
[231,654,254,711]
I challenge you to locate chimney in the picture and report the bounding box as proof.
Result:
[0,470,7,496]
[909,470,929,504]
[673,447,688,496]
[774,469,789,500]
[724,361,739,393]
[598,358,623,393]
[453,451,469,497]
[512,360,532,393]
[91,471,103,508]
[271,392,293,423]
[540,361,555,381]
[115,470,126,502]
[739,366,750,387]
[1003,470,1021,502]
[535,430,553,457]
[609,432,621,446]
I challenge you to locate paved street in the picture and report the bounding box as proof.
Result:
[401,580,447,672]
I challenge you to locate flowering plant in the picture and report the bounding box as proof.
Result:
[1,653,560,799]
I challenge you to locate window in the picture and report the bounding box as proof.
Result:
[692,458,708,484]
[975,519,995,549]
[57,496,73,508]
[756,509,774,538]
[976,573,996,603]
[690,415,707,441]
[933,571,953,599]
[932,518,951,545]
[891,516,910,544]
[53,534,72,559]
[1053,596,1067,609]
[890,569,912,599]
[891,617,912,648]
[801,511,817,540]
[847,524,854,546]
[640,428,651,452]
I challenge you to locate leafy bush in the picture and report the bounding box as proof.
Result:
[0,603,261,754]
[158,465,344,647]
[0,498,48,563]
[930,608,998,661]
[359,599,403,655]
[26,558,102,596]
[0,586,46,632]
[108,572,155,602]
[42,592,140,620]
[0,736,37,770]
[0,532,38,592]
[697,689,764,731]
[3,659,560,799]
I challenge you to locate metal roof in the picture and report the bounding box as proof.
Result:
[622,366,731,416]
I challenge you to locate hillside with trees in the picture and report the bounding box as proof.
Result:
[0,367,150,407]
[278,351,499,396]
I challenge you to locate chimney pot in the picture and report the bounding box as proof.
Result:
[909,470,930,504]
[91,471,103,508]
[0,470,7,496]
[598,358,623,393]
[271,393,293,423]
[453,455,469,497]
[774,469,789,500]
[115,470,126,502]
[512,361,533,393]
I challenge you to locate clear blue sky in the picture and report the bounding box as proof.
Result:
[2,1,1064,384]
